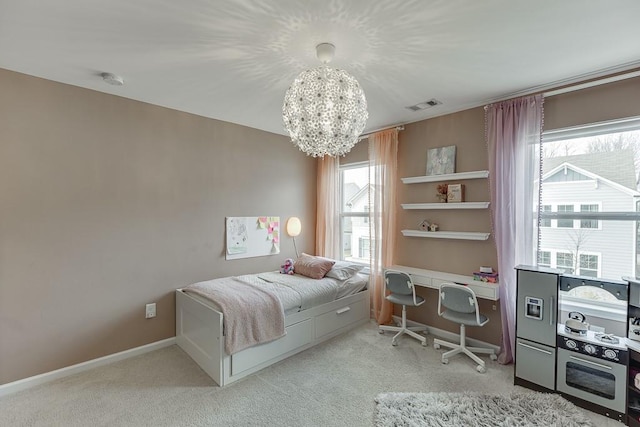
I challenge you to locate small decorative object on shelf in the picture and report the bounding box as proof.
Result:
[429,223,439,232]
[473,270,499,283]
[419,219,430,231]
[436,183,448,202]
[447,183,465,203]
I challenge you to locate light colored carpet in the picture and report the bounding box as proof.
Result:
[375,392,593,427]
[0,321,620,426]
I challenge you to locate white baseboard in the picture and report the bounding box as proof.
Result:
[0,337,176,398]
[392,315,501,353]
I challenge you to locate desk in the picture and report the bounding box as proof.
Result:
[388,265,500,301]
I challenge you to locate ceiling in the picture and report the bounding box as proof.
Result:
[1,0,640,137]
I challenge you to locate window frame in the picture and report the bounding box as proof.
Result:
[339,161,371,264]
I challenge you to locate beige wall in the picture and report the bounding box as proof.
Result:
[386,74,640,347]
[395,107,501,345]
[0,69,317,384]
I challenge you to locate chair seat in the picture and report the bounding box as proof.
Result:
[442,309,487,326]
[386,293,424,306]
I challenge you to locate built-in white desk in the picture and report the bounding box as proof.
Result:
[388,265,500,301]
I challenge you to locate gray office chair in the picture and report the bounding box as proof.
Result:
[433,283,497,373]
[378,270,427,346]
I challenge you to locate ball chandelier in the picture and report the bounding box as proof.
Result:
[282,43,368,157]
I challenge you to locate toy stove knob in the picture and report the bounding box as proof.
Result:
[603,349,618,360]
[565,340,577,350]
[584,344,597,355]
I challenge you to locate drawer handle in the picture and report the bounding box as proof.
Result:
[336,307,351,315]
[518,341,552,355]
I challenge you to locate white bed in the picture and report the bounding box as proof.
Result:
[176,271,370,386]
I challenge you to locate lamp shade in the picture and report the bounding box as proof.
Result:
[286,217,302,237]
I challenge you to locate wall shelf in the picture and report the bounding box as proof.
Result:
[401,229,490,241]
[401,202,490,210]
[401,170,489,184]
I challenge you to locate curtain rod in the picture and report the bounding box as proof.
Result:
[358,125,405,141]
[491,65,640,102]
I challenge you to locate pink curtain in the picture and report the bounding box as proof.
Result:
[369,128,398,325]
[315,155,340,258]
[485,94,543,364]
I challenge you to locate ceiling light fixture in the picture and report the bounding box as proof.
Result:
[282,43,368,157]
[101,72,124,86]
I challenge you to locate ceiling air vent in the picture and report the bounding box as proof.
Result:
[405,99,442,111]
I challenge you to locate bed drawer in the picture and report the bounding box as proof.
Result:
[315,298,367,339]
[231,318,313,376]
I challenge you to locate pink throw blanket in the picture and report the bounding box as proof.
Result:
[185,277,285,355]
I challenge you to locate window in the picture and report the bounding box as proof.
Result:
[538,251,551,267]
[579,254,599,277]
[556,252,574,274]
[358,237,370,259]
[578,204,599,229]
[339,162,371,263]
[538,117,640,284]
[556,205,574,228]
[540,205,552,227]
[580,204,599,229]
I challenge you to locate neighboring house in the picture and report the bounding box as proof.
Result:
[538,150,640,279]
[344,183,374,263]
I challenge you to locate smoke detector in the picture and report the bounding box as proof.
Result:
[101,72,124,86]
[406,99,442,112]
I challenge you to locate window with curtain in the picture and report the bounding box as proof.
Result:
[339,162,372,264]
[536,116,640,317]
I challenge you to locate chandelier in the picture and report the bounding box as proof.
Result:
[282,43,368,157]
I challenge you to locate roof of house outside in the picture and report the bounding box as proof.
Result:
[343,182,361,207]
[543,149,637,191]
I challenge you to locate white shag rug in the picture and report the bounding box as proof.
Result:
[374,392,594,427]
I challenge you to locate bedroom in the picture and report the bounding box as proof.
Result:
[1,1,640,425]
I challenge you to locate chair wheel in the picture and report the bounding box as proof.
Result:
[378,329,385,334]
[477,365,486,373]
[433,343,440,350]
[442,358,448,365]
[392,339,398,346]
[421,341,427,347]
[490,354,497,361]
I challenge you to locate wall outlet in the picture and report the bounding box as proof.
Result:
[492,304,497,311]
[145,303,156,319]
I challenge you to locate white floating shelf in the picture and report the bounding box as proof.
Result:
[401,202,490,210]
[401,170,489,184]
[401,229,490,241]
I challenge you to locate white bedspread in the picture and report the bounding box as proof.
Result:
[257,272,339,310]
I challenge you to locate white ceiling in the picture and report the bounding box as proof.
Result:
[1,0,640,137]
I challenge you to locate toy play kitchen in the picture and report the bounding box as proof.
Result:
[515,265,636,424]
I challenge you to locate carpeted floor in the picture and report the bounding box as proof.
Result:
[0,321,621,426]
[374,392,594,427]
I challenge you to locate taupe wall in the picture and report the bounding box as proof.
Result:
[395,107,501,345]
[0,69,317,384]
[393,75,640,346]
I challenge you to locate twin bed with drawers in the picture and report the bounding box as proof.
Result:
[175,259,370,386]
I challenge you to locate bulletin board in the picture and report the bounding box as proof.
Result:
[225,216,280,260]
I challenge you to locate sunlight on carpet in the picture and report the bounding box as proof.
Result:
[374,392,593,427]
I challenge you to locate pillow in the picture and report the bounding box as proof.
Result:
[293,253,335,279]
[325,261,365,280]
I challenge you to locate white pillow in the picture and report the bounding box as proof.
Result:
[325,261,365,280]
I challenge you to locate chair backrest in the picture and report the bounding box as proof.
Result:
[384,270,414,296]
[438,283,481,321]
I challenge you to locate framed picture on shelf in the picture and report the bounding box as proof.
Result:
[447,184,465,203]
[426,145,456,176]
